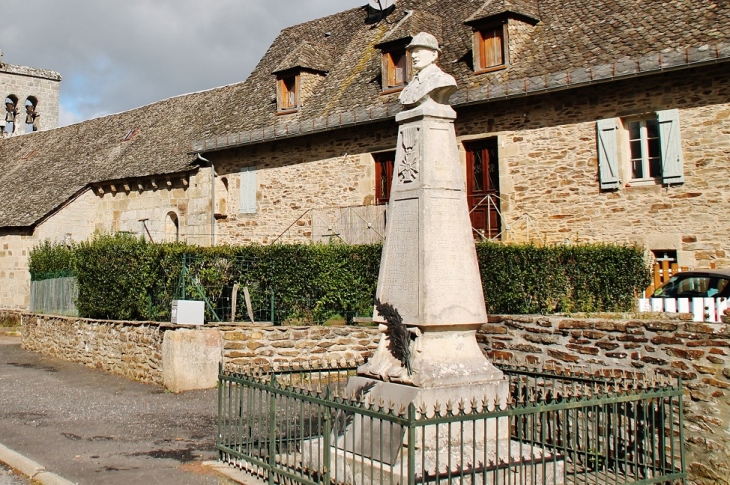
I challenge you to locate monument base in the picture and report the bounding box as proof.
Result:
[358,328,504,388]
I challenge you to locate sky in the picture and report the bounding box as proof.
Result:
[0,0,366,126]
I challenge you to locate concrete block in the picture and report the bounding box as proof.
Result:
[163,328,222,392]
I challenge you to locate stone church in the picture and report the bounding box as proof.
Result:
[1,0,729,310]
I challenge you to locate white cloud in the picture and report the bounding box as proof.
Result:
[0,0,365,126]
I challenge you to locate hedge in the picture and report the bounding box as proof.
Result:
[29,234,650,322]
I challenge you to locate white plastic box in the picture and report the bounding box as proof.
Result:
[171,300,205,325]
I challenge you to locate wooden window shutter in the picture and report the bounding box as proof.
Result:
[657,109,684,184]
[596,118,620,190]
[239,167,257,213]
[293,74,300,108]
[473,30,483,70]
[276,79,284,111]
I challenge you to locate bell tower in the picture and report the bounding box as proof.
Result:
[0,48,61,137]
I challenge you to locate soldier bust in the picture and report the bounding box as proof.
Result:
[398,32,457,109]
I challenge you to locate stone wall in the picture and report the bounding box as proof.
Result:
[19,313,381,387]
[210,122,397,244]
[478,314,730,485]
[0,63,61,134]
[456,63,730,269]
[220,324,380,367]
[21,314,167,385]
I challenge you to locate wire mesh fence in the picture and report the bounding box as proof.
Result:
[218,362,686,485]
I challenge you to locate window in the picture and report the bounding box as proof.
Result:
[373,151,395,205]
[596,109,684,190]
[382,49,409,90]
[276,74,300,112]
[473,23,508,72]
[627,118,661,180]
[165,212,179,242]
[239,166,257,214]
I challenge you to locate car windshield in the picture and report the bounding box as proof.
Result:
[653,275,730,298]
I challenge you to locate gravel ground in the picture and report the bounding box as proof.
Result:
[0,334,238,485]
[0,463,29,485]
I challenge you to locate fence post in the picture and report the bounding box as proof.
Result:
[217,362,224,460]
[270,290,276,325]
[323,387,332,485]
[407,403,416,485]
[678,376,686,483]
[268,373,277,485]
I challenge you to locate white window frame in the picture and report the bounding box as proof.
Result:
[624,117,661,183]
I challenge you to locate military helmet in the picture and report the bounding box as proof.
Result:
[406,32,441,52]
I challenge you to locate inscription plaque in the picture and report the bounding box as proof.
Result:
[379,198,419,318]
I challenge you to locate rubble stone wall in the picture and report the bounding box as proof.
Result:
[219,324,380,367]
[19,313,381,386]
[478,314,730,485]
[21,314,167,385]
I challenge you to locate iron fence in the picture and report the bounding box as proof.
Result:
[218,363,685,485]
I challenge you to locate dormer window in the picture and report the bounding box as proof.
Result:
[473,22,508,72]
[378,41,412,93]
[276,72,300,113]
[384,49,408,90]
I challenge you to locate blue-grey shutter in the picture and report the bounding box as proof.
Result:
[239,167,257,213]
[596,118,620,190]
[657,109,684,184]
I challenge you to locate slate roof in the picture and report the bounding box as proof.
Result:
[2,0,730,228]
[0,88,234,227]
[194,0,730,149]
[465,0,541,23]
[273,41,334,74]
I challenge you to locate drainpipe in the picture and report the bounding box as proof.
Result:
[196,153,215,247]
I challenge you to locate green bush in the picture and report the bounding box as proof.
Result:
[476,242,650,314]
[29,235,649,322]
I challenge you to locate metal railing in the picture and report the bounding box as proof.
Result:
[218,362,685,485]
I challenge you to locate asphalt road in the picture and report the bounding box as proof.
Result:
[0,334,236,485]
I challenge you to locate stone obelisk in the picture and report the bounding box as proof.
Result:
[357,32,505,392]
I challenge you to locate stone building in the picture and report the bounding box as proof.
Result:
[1,0,729,309]
[191,0,730,272]
[0,49,60,136]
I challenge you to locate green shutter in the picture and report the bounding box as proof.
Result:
[657,109,685,185]
[596,118,620,190]
[239,167,257,214]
